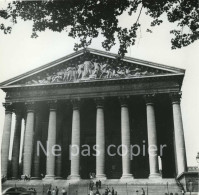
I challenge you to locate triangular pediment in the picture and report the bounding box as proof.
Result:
[0,48,185,88]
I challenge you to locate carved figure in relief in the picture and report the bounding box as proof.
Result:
[125,67,142,77]
[31,76,47,84]
[82,60,93,79]
[77,61,84,79]
[99,60,109,78]
[71,66,77,81]
[64,66,77,81]
[116,67,126,77]
[112,69,119,78]
[141,71,148,75]
[51,72,62,83]
[105,67,114,78]
[46,73,52,83]
[90,59,101,79]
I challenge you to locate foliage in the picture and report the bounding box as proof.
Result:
[0,0,198,57]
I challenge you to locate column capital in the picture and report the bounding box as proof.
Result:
[170,92,182,104]
[71,99,81,110]
[119,96,129,107]
[14,109,23,117]
[144,94,155,105]
[95,97,105,108]
[25,101,35,112]
[48,100,57,111]
[2,102,13,112]
[34,104,43,115]
[13,104,23,116]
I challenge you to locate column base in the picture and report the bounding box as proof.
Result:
[149,173,162,179]
[44,175,55,180]
[11,177,18,180]
[55,176,63,180]
[68,174,81,181]
[96,174,107,180]
[121,174,134,180]
[31,177,41,180]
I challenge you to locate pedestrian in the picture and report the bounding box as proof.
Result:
[96,189,100,195]
[112,187,114,195]
[141,188,145,195]
[47,188,51,195]
[96,181,99,189]
[91,180,94,190]
[52,188,56,195]
[62,187,66,195]
[55,186,59,195]
[98,180,101,189]
[28,175,31,181]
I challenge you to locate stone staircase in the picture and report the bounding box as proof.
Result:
[1,179,183,195]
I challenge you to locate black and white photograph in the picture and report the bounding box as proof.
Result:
[0,1,199,195]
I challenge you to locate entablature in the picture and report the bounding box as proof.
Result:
[3,74,183,103]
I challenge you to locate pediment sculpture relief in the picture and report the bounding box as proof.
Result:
[25,58,162,85]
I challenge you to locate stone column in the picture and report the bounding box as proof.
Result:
[11,108,22,179]
[69,99,81,180]
[45,101,57,179]
[55,153,62,179]
[95,98,106,179]
[1,103,13,178]
[21,115,27,175]
[55,107,63,179]
[145,94,161,178]
[120,97,133,179]
[23,102,35,177]
[171,92,187,175]
[32,108,42,179]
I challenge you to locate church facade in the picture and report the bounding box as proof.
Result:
[0,48,190,193]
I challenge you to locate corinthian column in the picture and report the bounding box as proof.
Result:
[145,94,161,178]
[171,92,187,175]
[45,101,57,179]
[32,107,42,179]
[11,108,22,179]
[23,102,35,177]
[120,97,133,179]
[55,108,64,179]
[1,103,13,178]
[69,99,81,180]
[95,98,106,179]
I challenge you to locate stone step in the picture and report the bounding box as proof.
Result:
[2,179,182,195]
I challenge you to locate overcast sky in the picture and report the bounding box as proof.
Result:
[0,4,199,167]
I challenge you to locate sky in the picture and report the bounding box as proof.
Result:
[0,3,199,167]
